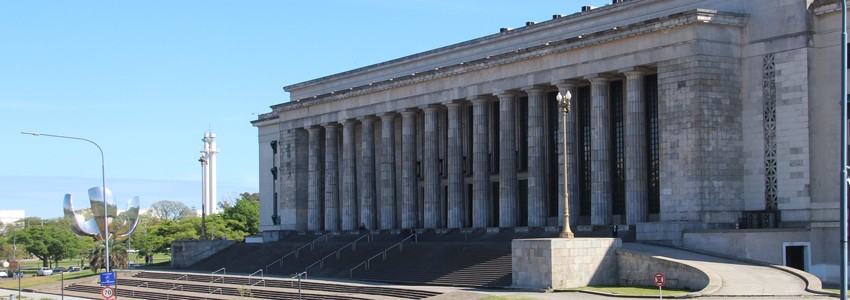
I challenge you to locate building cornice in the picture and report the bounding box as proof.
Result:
[270,9,747,113]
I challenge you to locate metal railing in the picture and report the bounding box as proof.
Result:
[248,269,265,287]
[211,267,226,276]
[209,287,222,295]
[176,274,189,282]
[132,282,148,298]
[264,234,329,272]
[167,285,183,300]
[349,233,416,278]
[304,234,372,273]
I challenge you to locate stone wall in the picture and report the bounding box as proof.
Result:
[512,238,620,289]
[170,240,236,269]
[617,249,712,291]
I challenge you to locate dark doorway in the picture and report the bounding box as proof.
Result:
[785,245,806,271]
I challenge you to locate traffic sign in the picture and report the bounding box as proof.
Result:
[100,286,114,299]
[100,272,116,286]
[654,272,666,287]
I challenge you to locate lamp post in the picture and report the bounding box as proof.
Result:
[199,154,208,240]
[839,1,848,299]
[21,131,111,272]
[555,91,575,239]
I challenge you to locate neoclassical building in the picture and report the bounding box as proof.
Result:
[254,0,844,284]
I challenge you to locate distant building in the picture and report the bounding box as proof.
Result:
[0,210,25,228]
[253,0,845,284]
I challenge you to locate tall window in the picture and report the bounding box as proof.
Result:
[646,74,660,214]
[611,80,625,215]
[578,86,592,217]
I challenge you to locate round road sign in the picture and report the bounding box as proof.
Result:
[101,286,114,299]
[654,273,666,287]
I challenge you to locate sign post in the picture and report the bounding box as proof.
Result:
[654,272,666,299]
[100,286,114,299]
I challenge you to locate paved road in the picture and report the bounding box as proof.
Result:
[621,243,818,297]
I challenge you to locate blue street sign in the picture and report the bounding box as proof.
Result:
[100,272,115,286]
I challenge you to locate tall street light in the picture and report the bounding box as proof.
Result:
[199,154,208,240]
[21,131,111,272]
[555,90,575,239]
[839,1,848,299]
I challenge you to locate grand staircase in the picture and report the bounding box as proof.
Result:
[186,229,558,288]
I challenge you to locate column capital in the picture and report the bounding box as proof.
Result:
[420,104,442,112]
[322,122,340,128]
[358,115,378,122]
[494,90,521,99]
[521,85,548,93]
[399,108,419,116]
[619,66,651,77]
[443,100,465,107]
[341,118,359,125]
[555,79,583,89]
[585,73,613,82]
[468,96,490,105]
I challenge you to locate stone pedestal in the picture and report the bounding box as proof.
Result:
[512,238,621,289]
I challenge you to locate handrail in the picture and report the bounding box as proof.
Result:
[176,274,188,282]
[211,267,226,276]
[248,269,265,287]
[264,233,329,272]
[304,234,371,273]
[167,285,183,300]
[133,282,148,298]
[349,233,416,278]
[209,287,222,295]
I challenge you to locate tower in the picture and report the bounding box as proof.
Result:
[201,132,219,215]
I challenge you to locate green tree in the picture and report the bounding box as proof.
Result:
[18,222,81,267]
[220,194,259,236]
[150,200,194,221]
[88,239,128,272]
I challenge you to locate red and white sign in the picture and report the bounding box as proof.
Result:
[654,273,666,287]
[101,286,115,299]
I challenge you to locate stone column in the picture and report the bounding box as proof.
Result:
[359,116,377,229]
[498,92,518,228]
[623,68,649,224]
[324,123,340,231]
[401,109,419,229]
[307,126,324,231]
[556,80,581,227]
[471,97,491,228]
[525,87,547,227]
[379,113,397,229]
[423,106,441,228]
[446,102,464,228]
[588,75,612,226]
[341,119,358,230]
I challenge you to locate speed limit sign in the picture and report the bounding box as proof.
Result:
[101,286,115,299]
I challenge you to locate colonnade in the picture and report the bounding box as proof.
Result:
[279,68,655,232]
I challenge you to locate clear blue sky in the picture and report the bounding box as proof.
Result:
[0,0,610,219]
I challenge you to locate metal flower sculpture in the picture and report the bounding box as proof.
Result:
[63,187,140,241]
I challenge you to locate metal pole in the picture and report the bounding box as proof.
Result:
[556,90,575,238]
[200,155,207,239]
[20,132,110,273]
[841,1,848,299]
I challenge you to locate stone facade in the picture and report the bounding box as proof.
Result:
[512,238,620,289]
[254,0,845,284]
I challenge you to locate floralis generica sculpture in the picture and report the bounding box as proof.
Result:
[63,187,140,241]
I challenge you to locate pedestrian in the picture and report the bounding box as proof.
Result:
[612,223,619,238]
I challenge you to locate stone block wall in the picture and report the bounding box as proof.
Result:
[171,240,236,268]
[657,54,743,223]
[512,238,620,289]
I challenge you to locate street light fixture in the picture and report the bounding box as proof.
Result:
[554,91,575,239]
[21,131,111,272]
[199,154,208,240]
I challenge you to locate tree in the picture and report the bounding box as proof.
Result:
[149,200,194,221]
[88,239,128,272]
[17,223,81,267]
[220,194,260,236]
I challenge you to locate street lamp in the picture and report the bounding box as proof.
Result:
[555,91,575,239]
[21,131,111,272]
[199,154,208,240]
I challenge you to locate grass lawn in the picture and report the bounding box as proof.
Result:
[0,271,97,290]
[569,285,691,296]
